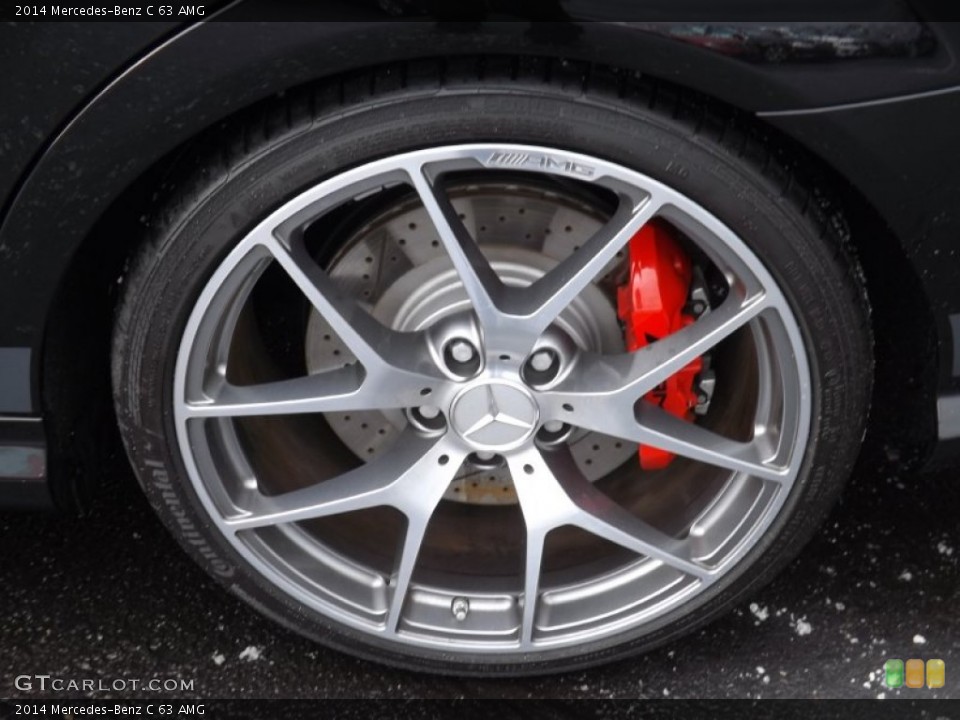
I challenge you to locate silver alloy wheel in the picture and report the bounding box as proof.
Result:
[173,144,811,652]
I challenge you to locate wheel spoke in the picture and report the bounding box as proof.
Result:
[406,163,505,333]
[514,193,662,335]
[540,446,712,579]
[541,397,788,483]
[621,292,770,400]
[538,291,789,481]
[634,403,789,482]
[544,291,770,411]
[506,449,570,647]
[184,364,435,418]
[385,442,467,633]
[261,231,425,375]
[224,431,456,531]
[384,514,432,633]
[510,447,710,581]
[518,528,547,647]
[507,445,710,644]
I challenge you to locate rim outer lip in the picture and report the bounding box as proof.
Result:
[172,143,812,655]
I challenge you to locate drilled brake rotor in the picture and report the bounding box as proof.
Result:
[305,182,636,504]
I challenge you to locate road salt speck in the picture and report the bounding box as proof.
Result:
[212,652,225,666]
[239,645,263,661]
[899,571,913,581]
[913,634,926,645]
[794,619,813,636]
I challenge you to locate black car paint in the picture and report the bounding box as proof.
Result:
[1,10,959,507]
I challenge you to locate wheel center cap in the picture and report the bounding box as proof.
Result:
[450,381,539,451]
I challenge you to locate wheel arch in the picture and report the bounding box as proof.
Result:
[26,36,934,507]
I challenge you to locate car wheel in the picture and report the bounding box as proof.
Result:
[112,61,872,675]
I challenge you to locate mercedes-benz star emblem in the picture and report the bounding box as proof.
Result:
[450,382,539,451]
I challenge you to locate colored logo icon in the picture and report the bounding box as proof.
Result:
[927,659,946,689]
[884,659,904,688]
[905,659,925,688]
[885,658,945,689]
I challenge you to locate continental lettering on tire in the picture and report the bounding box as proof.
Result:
[145,459,235,578]
[483,150,596,178]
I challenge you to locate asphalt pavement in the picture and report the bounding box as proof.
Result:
[1,453,958,700]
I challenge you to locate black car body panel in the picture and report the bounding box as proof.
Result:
[2,9,959,507]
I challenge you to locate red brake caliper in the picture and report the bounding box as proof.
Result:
[616,220,703,470]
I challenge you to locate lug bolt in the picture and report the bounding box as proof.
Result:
[407,404,446,434]
[468,451,503,469]
[537,420,572,446]
[529,349,555,372]
[443,338,481,377]
[448,340,476,364]
[451,597,470,622]
[523,348,561,385]
[418,404,441,420]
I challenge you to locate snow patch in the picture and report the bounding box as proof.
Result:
[239,645,263,661]
[748,603,769,622]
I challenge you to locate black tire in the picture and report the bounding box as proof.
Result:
[111,58,872,676]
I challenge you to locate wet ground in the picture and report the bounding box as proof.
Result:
[0,457,957,700]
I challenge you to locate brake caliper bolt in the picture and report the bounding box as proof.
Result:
[451,597,470,622]
[418,404,441,420]
[529,349,554,372]
[449,340,476,364]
